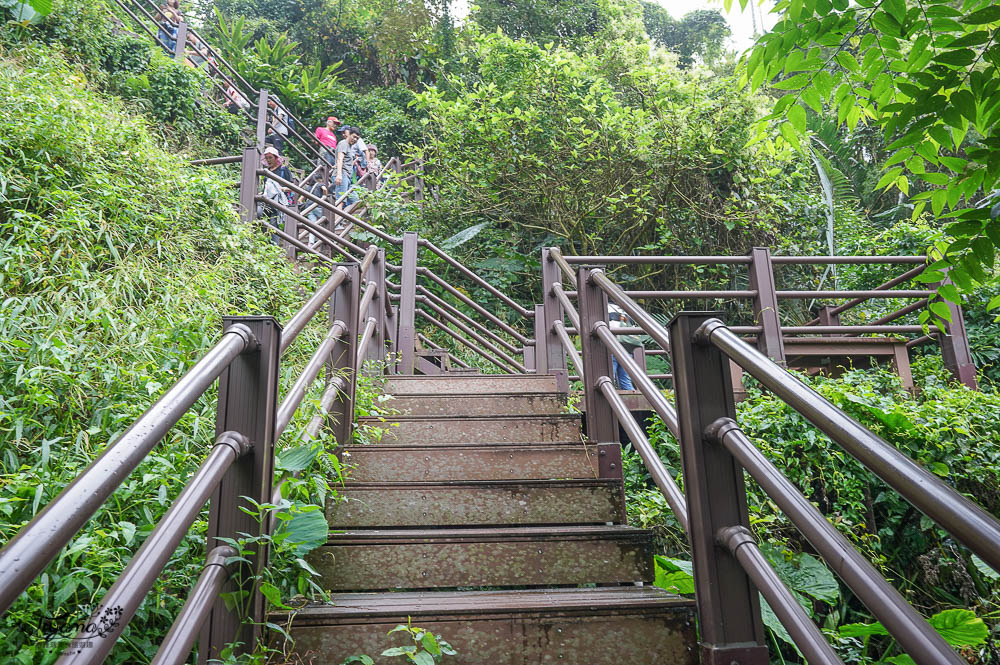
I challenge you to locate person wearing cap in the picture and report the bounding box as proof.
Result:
[315,116,340,166]
[260,146,291,242]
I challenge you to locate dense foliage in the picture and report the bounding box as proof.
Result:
[736,0,1000,321]
[0,44,339,663]
[639,3,731,67]
[628,360,1000,662]
[392,31,827,300]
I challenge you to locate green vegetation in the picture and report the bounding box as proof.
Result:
[736,0,1000,322]
[629,359,1000,662]
[0,43,339,663]
[3,0,1000,662]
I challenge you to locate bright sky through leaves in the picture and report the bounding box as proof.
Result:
[451,0,777,52]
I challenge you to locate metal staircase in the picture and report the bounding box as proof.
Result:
[273,373,696,665]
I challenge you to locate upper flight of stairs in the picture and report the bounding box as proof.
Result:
[273,374,696,664]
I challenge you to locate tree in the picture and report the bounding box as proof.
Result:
[470,0,646,47]
[640,3,731,67]
[735,0,1000,322]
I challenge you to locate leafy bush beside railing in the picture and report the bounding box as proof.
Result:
[628,360,1000,663]
[0,45,349,664]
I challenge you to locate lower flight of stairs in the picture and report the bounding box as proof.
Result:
[272,374,696,664]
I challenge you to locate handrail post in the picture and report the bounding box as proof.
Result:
[541,248,567,376]
[238,146,259,225]
[256,90,269,151]
[533,303,547,374]
[329,263,361,444]
[669,312,768,665]
[173,20,187,61]
[398,232,419,374]
[578,266,618,443]
[386,304,399,363]
[937,294,977,389]
[748,247,785,363]
[818,305,841,335]
[200,316,281,664]
[365,248,387,367]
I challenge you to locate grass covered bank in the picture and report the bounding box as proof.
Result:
[0,44,332,663]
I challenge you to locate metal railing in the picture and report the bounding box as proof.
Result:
[0,252,374,663]
[539,247,977,390]
[565,263,997,665]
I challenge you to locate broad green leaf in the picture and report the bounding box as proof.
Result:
[950,90,978,123]
[876,167,904,190]
[420,632,441,656]
[341,656,375,665]
[834,51,860,73]
[788,104,807,133]
[928,609,988,647]
[964,5,1000,23]
[929,301,953,322]
[654,556,695,594]
[412,652,435,665]
[801,87,823,113]
[971,554,1000,579]
[934,49,976,67]
[772,73,812,90]
[27,0,51,14]
[839,621,889,638]
[276,506,328,556]
[440,221,490,250]
[381,646,417,656]
[260,582,292,610]
[779,122,803,151]
[276,443,319,473]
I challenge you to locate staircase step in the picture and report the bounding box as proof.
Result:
[356,414,582,445]
[329,480,624,528]
[340,444,601,482]
[387,392,567,417]
[309,526,654,590]
[385,374,559,395]
[272,587,697,665]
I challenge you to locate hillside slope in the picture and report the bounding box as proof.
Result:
[0,43,327,664]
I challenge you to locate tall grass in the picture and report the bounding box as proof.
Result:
[0,44,331,664]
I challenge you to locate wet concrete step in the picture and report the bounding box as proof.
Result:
[356,414,582,445]
[339,444,602,482]
[386,392,567,417]
[272,587,697,665]
[385,374,559,395]
[329,479,625,528]
[308,526,654,591]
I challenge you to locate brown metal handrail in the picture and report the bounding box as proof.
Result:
[416,308,517,373]
[0,324,254,614]
[570,264,994,665]
[419,238,533,318]
[58,432,251,663]
[150,545,237,665]
[701,319,1000,571]
[418,333,471,369]
[417,267,529,345]
[417,296,527,372]
[417,286,520,355]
